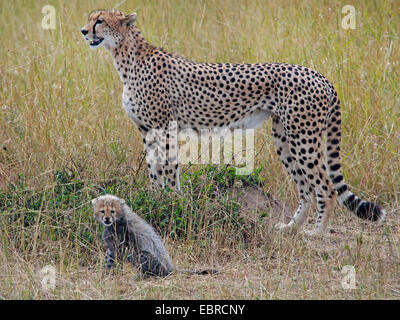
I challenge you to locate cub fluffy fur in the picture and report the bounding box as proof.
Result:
[92,194,216,277]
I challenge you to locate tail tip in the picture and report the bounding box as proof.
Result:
[356,201,387,223]
[375,206,387,224]
[199,269,218,275]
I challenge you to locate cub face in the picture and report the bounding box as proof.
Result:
[80,10,136,50]
[92,195,126,227]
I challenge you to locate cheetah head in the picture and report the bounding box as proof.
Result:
[81,10,136,50]
[92,194,126,227]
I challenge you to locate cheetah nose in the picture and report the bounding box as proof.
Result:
[103,217,112,226]
[81,29,88,36]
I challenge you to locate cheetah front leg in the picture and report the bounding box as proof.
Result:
[141,128,165,191]
[143,137,181,192]
[140,123,181,193]
[162,163,181,192]
[162,122,181,192]
[145,146,164,191]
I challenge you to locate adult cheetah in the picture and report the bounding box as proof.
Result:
[81,10,386,236]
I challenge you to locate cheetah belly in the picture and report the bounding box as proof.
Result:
[228,109,272,130]
[122,88,141,127]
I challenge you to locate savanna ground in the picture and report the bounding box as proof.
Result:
[0,0,399,299]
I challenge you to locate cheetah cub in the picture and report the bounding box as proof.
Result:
[92,194,216,277]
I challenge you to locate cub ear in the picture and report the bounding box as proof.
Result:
[91,198,97,207]
[119,198,126,206]
[122,12,137,27]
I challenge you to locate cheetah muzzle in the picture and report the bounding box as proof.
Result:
[89,36,104,48]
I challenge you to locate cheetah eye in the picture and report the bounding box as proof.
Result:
[100,210,105,214]
[110,210,115,214]
[97,18,104,24]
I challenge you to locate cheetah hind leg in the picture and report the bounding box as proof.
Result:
[271,116,312,234]
[303,190,337,238]
[298,152,337,238]
[275,197,311,234]
[136,251,172,278]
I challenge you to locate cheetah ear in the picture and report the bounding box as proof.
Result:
[122,12,136,27]
[91,198,97,207]
[119,198,126,206]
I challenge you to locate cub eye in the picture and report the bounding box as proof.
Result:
[100,210,105,214]
[110,210,115,214]
[97,18,104,24]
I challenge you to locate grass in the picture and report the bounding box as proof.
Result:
[0,0,399,299]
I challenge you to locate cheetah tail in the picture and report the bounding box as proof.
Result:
[176,268,218,275]
[326,99,386,223]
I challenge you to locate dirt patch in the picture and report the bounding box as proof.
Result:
[226,184,293,226]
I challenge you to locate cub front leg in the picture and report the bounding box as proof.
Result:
[102,229,117,272]
[104,247,115,270]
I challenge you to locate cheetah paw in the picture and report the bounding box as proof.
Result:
[302,229,324,238]
[275,222,293,234]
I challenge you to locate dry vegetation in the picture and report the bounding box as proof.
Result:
[0,0,399,299]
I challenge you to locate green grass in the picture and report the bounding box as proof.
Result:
[0,0,399,299]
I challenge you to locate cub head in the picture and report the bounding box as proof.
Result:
[92,194,126,227]
[81,10,137,50]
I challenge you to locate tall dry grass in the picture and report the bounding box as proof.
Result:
[0,0,399,299]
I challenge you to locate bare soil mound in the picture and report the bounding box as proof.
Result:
[225,185,292,227]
